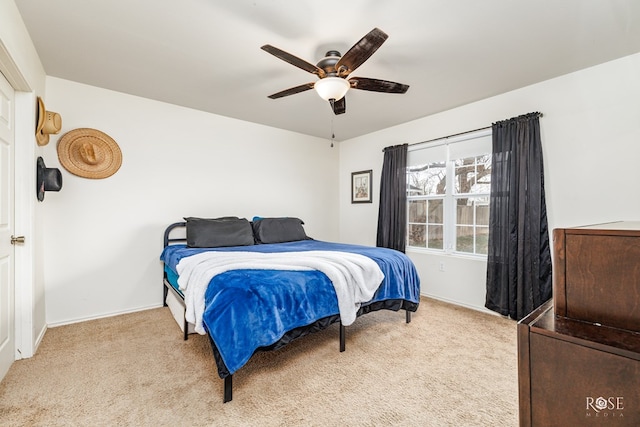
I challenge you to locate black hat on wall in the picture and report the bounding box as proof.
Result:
[36,156,62,201]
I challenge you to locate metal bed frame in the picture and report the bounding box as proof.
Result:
[161,221,414,403]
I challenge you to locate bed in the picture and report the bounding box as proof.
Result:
[160,216,420,402]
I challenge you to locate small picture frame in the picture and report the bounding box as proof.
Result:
[351,169,372,204]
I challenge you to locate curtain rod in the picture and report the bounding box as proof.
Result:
[409,125,491,147]
[383,125,490,152]
[383,112,544,152]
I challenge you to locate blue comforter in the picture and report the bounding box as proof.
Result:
[160,240,420,375]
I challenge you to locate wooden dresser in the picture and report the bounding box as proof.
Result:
[518,222,640,426]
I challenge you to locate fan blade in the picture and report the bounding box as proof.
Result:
[268,83,315,99]
[335,28,388,77]
[261,45,326,78]
[349,77,409,94]
[330,97,346,115]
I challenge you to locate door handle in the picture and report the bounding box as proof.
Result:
[10,235,25,245]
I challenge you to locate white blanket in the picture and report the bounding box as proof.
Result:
[176,250,385,334]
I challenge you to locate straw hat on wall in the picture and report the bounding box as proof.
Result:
[35,97,62,146]
[57,128,122,179]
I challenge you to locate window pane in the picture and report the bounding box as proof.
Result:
[407,163,446,196]
[456,225,474,252]
[428,225,443,249]
[477,201,490,226]
[456,198,473,225]
[454,155,492,194]
[428,199,443,223]
[474,155,492,193]
[408,200,426,223]
[454,157,476,194]
[476,226,489,254]
[408,224,426,247]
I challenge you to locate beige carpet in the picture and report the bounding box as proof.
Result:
[0,297,518,426]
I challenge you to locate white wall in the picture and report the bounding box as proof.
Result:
[42,77,339,325]
[339,52,640,312]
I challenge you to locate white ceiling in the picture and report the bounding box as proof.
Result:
[14,0,640,141]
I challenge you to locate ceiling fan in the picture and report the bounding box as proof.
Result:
[261,28,409,115]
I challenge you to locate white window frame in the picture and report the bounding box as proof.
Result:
[407,129,492,258]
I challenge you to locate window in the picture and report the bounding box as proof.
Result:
[407,130,492,256]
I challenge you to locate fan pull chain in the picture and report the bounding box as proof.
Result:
[330,117,335,148]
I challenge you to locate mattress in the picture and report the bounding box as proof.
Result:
[165,290,196,335]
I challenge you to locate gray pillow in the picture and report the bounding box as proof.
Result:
[252,217,308,244]
[184,217,254,248]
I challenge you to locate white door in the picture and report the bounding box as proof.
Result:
[0,70,15,381]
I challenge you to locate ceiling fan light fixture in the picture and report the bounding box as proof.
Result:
[314,77,350,101]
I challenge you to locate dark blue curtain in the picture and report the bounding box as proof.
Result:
[485,112,552,320]
[376,144,408,252]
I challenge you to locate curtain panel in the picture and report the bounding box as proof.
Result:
[485,112,552,320]
[376,144,408,252]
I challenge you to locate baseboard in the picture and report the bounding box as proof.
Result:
[46,303,164,328]
[421,292,500,317]
[33,322,47,354]
[46,295,498,329]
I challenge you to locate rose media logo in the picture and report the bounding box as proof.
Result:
[586,396,624,418]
